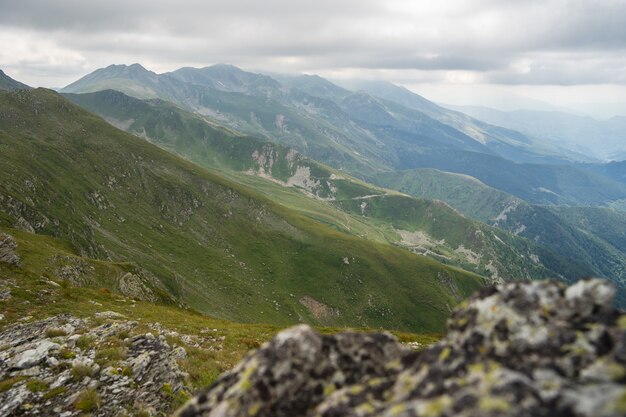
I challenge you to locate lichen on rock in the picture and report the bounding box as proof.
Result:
[177,279,626,417]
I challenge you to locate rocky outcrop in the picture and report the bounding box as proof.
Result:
[178,279,626,417]
[0,314,187,416]
[0,233,20,267]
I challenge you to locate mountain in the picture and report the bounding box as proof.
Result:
[60,65,626,207]
[0,69,31,91]
[582,160,626,184]
[0,87,491,333]
[278,74,352,102]
[170,64,283,97]
[372,168,626,303]
[372,168,521,224]
[64,89,598,286]
[446,104,626,161]
[332,79,588,164]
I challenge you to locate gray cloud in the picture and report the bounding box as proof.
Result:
[0,0,625,89]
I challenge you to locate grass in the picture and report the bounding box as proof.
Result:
[43,386,67,400]
[0,376,26,393]
[64,88,588,285]
[75,335,96,351]
[0,88,484,333]
[26,379,49,392]
[58,347,76,359]
[95,347,127,365]
[71,363,94,380]
[0,226,443,404]
[45,327,68,338]
[74,389,100,412]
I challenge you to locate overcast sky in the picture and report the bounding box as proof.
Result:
[1,0,625,117]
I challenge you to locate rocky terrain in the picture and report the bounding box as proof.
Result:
[177,279,626,417]
[0,313,189,416]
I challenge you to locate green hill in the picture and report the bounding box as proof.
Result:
[373,168,626,303]
[0,88,489,333]
[64,89,595,286]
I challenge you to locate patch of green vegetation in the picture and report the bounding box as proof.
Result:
[75,335,96,351]
[63,89,597,291]
[43,386,67,400]
[0,89,484,333]
[26,379,49,392]
[0,376,26,393]
[45,327,68,338]
[116,329,131,340]
[71,363,94,380]
[95,347,127,365]
[74,388,100,412]
[58,347,76,360]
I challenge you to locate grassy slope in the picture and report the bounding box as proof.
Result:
[64,90,595,285]
[0,88,485,333]
[372,168,522,224]
[0,227,438,402]
[372,168,626,304]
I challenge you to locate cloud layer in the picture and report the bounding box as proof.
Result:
[1,0,625,113]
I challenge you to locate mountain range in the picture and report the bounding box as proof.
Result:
[1,63,625,333]
[445,104,626,161]
[61,64,626,207]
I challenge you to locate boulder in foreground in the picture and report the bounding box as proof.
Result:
[178,279,626,417]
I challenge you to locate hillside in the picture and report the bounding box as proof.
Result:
[0,88,488,333]
[373,168,626,303]
[0,226,439,415]
[0,70,31,91]
[381,148,626,206]
[64,89,596,285]
[372,168,522,224]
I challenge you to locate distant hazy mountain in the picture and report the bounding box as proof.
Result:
[445,104,626,161]
[0,69,31,91]
[334,79,592,163]
[60,64,626,206]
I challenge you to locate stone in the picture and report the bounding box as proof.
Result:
[95,310,126,319]
[1,313,187,417]
[9,340,60,369]
[177,279,626,417]
[0,233,21,267]
[46,356,59,367]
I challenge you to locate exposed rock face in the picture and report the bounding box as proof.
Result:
[178,279,626,417]
[0,233,20,267]
[0,314,187,416]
